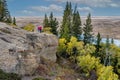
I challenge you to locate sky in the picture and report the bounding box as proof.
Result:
[7,0,120,17]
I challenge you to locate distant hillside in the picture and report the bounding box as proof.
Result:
[16,16,120,39]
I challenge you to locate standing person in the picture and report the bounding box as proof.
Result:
[37,26,42,33]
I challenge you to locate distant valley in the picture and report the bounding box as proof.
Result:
[16,16,120,39]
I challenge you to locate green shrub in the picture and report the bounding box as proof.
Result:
[110,44,120,75]
[0,69,21,80]
[23,23,35,32]
[66,36,84,62]
[57,38,67,56]
[43,27,52,34]
[77,55,100,76]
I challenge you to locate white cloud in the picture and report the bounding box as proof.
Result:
[47,0,120,7]
[30,4,63,12]
[21,10,34,14]
[78,7,92,12]
[18,5,92,16]
[109,3,119,7]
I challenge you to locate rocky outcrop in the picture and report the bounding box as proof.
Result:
[0,22,58,75]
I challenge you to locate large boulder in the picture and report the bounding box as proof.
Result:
[0,22,58,75]
[26,33,58,62]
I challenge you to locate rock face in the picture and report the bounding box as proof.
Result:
[0,22,58,75]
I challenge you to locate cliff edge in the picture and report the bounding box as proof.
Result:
[0,22,58,75]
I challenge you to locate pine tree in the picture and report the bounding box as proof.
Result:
[0,0,5,21]
[6,11,12,23]
[60,2,72,41]
[49,12,58,35]
[72,4,82,40]
[62,22,70,41]
[95,32,101,57]
[0,0,11,23]
[83,13,93,45]
[43,14,49,28]
[111,38,114,44]
[96,32,101,52]
[13,17,16,25]
[104,35,111,66]
[106,35,110,49]
[0,0,3,20]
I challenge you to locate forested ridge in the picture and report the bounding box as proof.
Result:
[56,2,120,80]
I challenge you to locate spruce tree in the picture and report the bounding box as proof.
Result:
[6,11,12,23]
[60,2,72,41]
[96,32,101,52]
[0,0,3,21]
[95,32,101,57]
[111,38,114,44]
[43,14,49,28]
[83,13,93,45]
[62,22,70,41]
[72,4,82,40]
[104,35,111,66]
[0,0,5,21]
[0,0,11,23]
[106,35,110,49]
[13,17,16,25]
[49,12,58,35]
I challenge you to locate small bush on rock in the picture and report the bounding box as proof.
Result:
[0,69,21,80]
[23,23,35,32]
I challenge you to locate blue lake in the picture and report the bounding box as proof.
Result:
[101,38,120,46]
[80,35,120,46]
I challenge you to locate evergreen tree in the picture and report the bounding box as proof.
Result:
[60,2,72,41]
[0,0,5,21]
[43,14,49,28]
[49,12,53,26]
[49,12,58,35]
[62,22,70,41]
[104,35,111,66]
[106,35,110,49]
[83,13,93,45]
[95,32,101,57]
[96,32,101,52]
[72,4,82,40]
[6,11,12,23]
[13,17,16,25]
[111,38,114,44]
[0,0,11,23]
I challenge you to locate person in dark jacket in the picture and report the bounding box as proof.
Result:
[37,26,42,33]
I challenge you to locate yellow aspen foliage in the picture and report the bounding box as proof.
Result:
[66,36,84,56]
[109,44,120,74]
[77,44,96,56]
[84,44,96,55]
[57,38,67,54]
[58,37,119,80]
[66,36,78,55]
[77,55,100,74]
[23,23,35,32]
[97,66,118,80]
[43,27,52,34]
[77,54,118,80]
[76,42,84,55]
